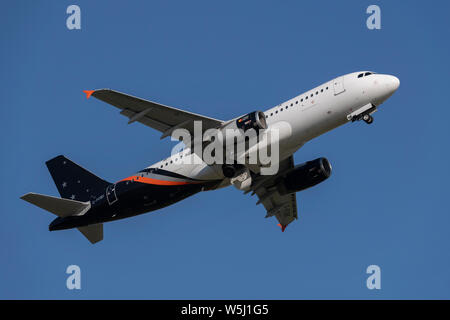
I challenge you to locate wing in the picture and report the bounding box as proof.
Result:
[85,89,224,140]
[249,156,298,231]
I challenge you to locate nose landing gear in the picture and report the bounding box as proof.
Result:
[363,114,374,124]
[347,103,376,125]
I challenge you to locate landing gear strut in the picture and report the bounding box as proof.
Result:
[363,114,373,124]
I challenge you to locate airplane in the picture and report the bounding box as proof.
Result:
[21,71,399,244]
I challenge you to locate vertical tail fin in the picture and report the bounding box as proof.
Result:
[46,155,110,202]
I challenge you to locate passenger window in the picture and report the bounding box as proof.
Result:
[305,96,308,100]
[321,89,323,92]
[296,101,298,104]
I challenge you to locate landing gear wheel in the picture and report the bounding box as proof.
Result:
[222,164,236,178]
[363,114,373,124]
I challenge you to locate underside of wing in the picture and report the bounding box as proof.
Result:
[255,189,298,231]
[85,89,224,140]
[249,156,298,231]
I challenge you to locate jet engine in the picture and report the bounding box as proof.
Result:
[203,111,268,177]
[235,111,267,132]
[210,111,267,142]
[277,157,332,195]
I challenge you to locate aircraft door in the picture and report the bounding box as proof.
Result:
[106,183,118,205]
[333,76,345,95]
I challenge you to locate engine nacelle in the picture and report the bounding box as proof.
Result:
[235,111,267,132]
[277,157,332,195]
[205,111,268,164]
[215,111,267,136]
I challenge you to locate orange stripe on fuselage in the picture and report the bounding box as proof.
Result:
[119,176,198,186]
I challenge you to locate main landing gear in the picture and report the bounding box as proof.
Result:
[362,114,374,124]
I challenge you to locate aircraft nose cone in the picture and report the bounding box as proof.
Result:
[371,74,400,105]
[388,75,400,92]
[391,76,400,90]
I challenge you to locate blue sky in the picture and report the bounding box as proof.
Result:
[1,0,449,299]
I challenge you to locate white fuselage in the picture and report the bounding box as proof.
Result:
[145,71,400,185]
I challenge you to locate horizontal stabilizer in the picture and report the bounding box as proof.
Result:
[21,192,91,217]
[78,224,103,244]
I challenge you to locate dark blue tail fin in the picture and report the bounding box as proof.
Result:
[46,155,110,202]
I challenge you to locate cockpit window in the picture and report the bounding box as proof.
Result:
[358,72,376,78]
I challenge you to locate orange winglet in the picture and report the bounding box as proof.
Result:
[277,224,287,232]
[83,90,95,99]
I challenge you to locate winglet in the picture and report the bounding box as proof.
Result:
[277,223,287,232]
[83,90,95,99]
